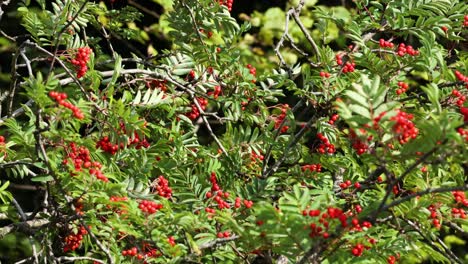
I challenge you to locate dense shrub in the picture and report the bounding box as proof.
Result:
[0,0,467,263]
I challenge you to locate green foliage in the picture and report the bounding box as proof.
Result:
[0,0,467,263]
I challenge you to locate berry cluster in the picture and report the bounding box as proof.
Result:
[63,225,88,252]
[461,107,468,122]
[452,89,466,106]
[74,199,84,215]
[451,208,467,219]
[108,196,128,215]
[146,79,167,92]
[328,114,339,125]
[250,151,264,162]
[96,136,119,155]
[387,254,400,264]
[207,85,222,99]
[349,130,369,155]
[217,231,232,238]
[301,164,322,173]
[453,191,468,207]
[207,172,230,209]
[70,47,92,78]
[396,81,409,95]
[49,91,84,119]
[350,217,372,232]
[339,180,361,190]
[0,136,6,159]
[168,236,176,247]
[316,133,336,154]
[186,97,208,120]
[464,15,468,27]
[336,54,356,73]
[379,38,394,48]
[138,200,163,214]
[273,104,289,133]
[122,247,139,257]
[154,175,172,198]
[351,243,366,257]
[319,71,331,78]
[457,127,468,141]
[247,64,256,83]
[390,110,419,144]
[304,207,349,239]
[454,71,468,90]
[218,0,233,11]
[110,196,128,202]
[396,43,419,57]
[187,70,196,81]
[427,204,441,228]
[233,196,253,209]
[64,142,108,182]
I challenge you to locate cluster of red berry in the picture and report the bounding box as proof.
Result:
[138,200,163,214]
[108,196,128,214]
[250,151,264,162]
[396,81,409,95]
[305,207,349,239]
[63,225,88,252]
[122,243,161,262]
[206,172,230,209]
[452,89,466,106]
[217,231,232,238]
[319,71,331,78]
[233,196,254,209]
[336,54,356,73]
[390,110,419,144]
[146,79,167,92]
[316,133,336,154]
[246,64,256,83]
[218,0,233,11]
[351,243,367,257]
[0,136,6,159]
[187,70,196,81]
[379,38,395,48]
[186,97,208,120]
[451,207,467,219]
[453,191,468,207]
[387,254,401,264]
[96,136,119,155]
[273,104,289,133]
[339,180,361,190]
[74,199,84,215]
[350,217,372,232]
[328,114,339,125]
[457,127,468,141]
[460,107,468,122]
[464,15,468,27]
[154,175,172,198]
[396,43,419,57]
[70,47,92,78]
[49,91,84,119]
[63,142,109,182]
[349,130,369,155]
[168,236,176,247]
[207,85,222,99]
[301,164,322,173]
[427,204,441,228]
[454,70,468,89]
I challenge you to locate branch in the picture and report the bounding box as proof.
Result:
[381,184,468,212]
[0,218,49,239]
[403,219,463,264]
